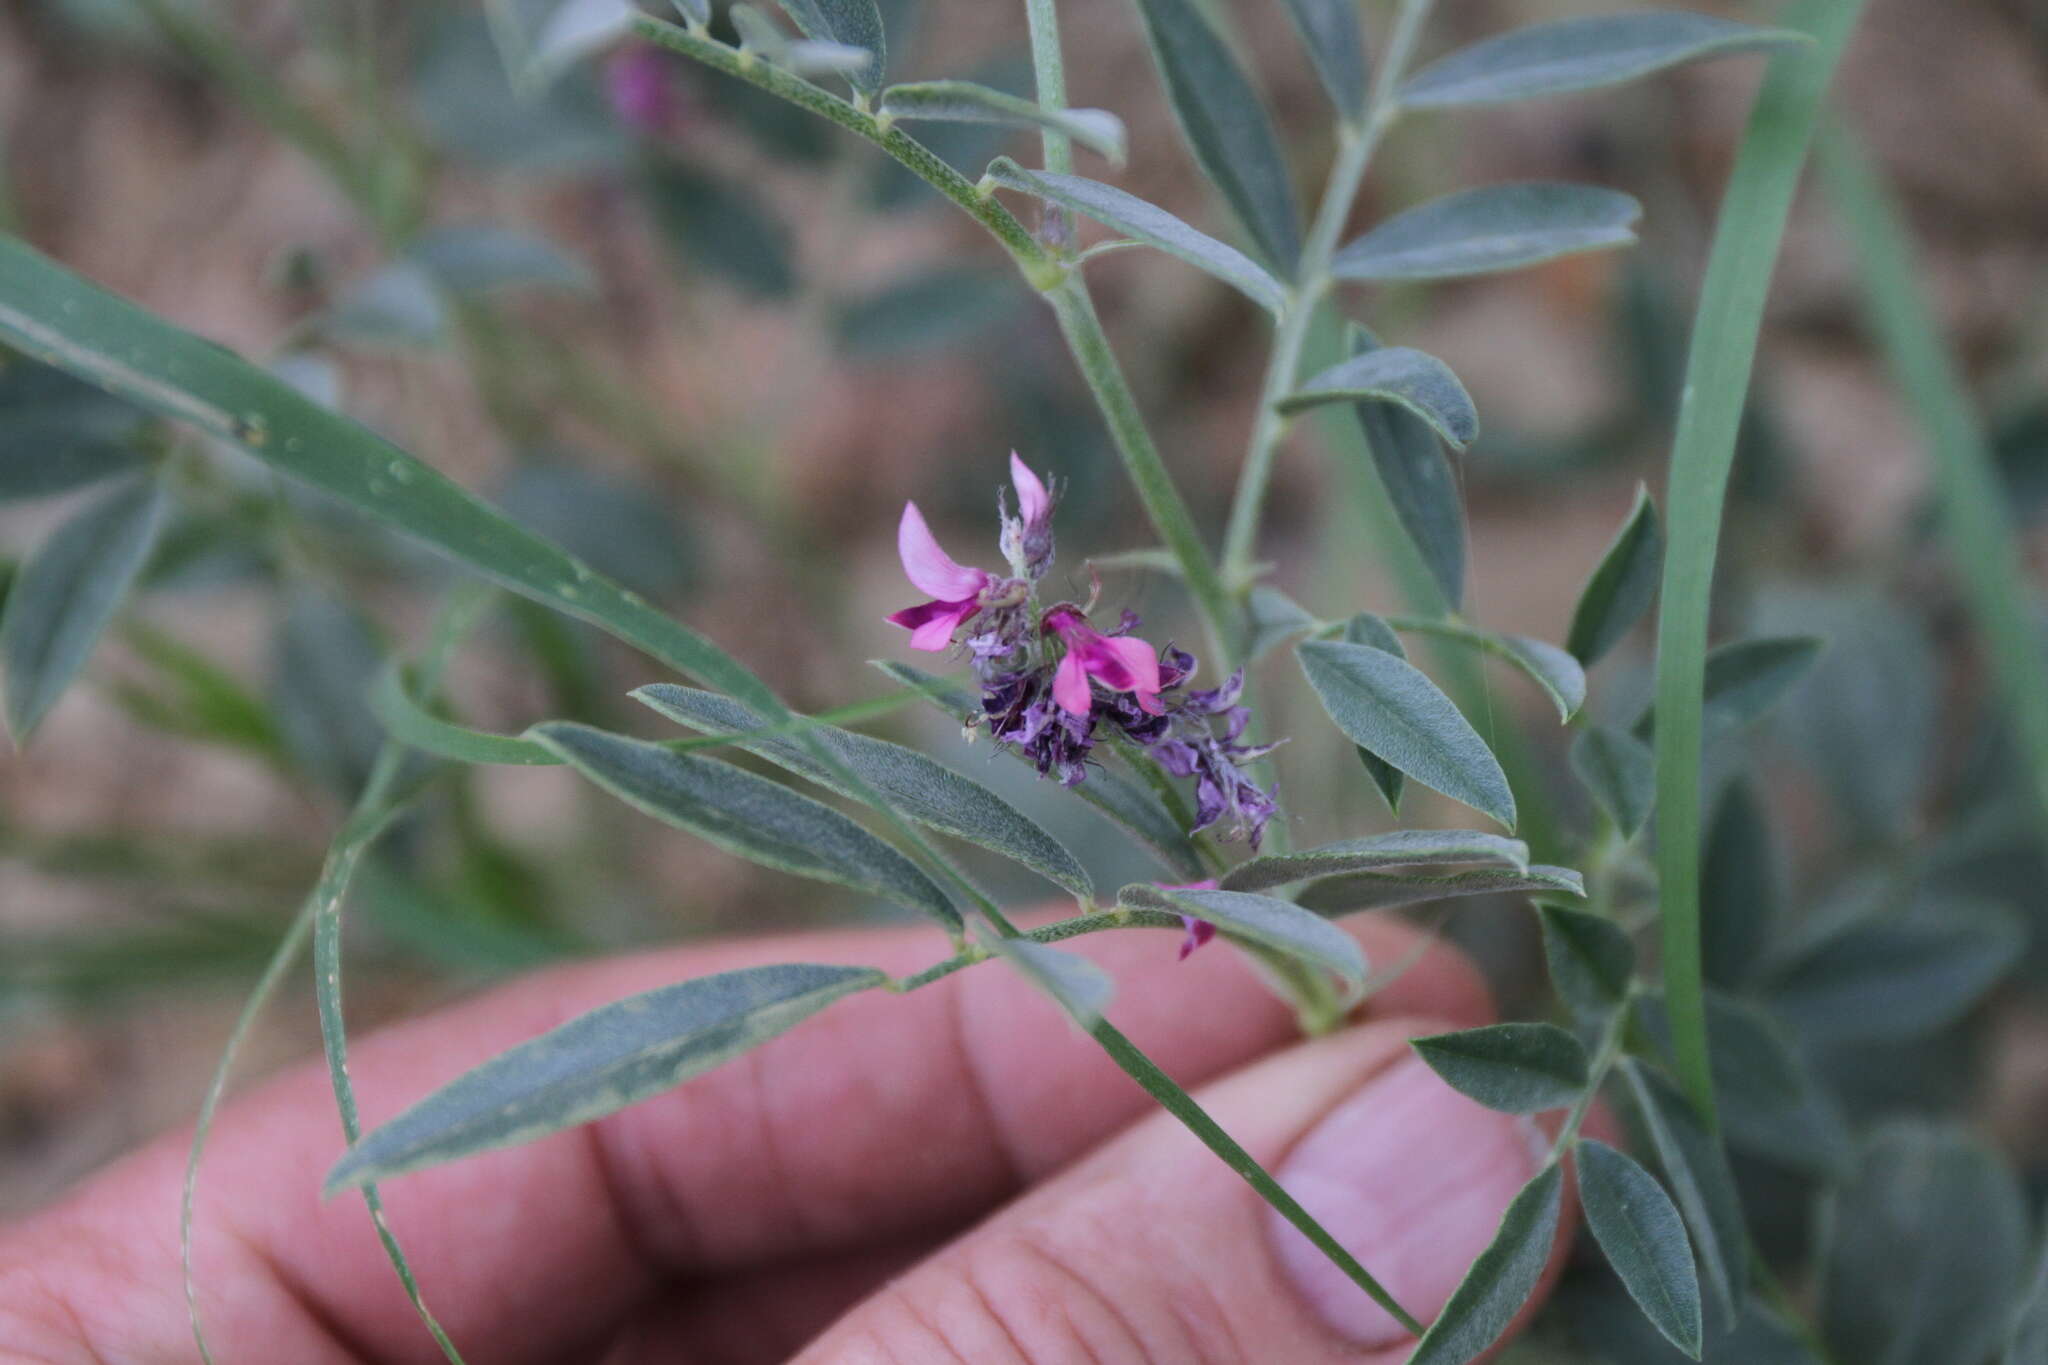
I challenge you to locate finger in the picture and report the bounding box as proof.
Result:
[0,911,1488,1364]
[797,1015,1570,1365]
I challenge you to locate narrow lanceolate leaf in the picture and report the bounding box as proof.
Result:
[1221,829,1530,893]
[1341,327,1467,607]
[1127,0,1300,270]
[1403,618,1586,722]
[1280,0,1368,118]
[1821,1123,2031,1365]
[983,159,1286,316]
[1539,904,1635,1023]
[1412,1022,1588,1114]
[1333,183,1641,282]
[530,722,960,932]
[990,935,1113,1030]
[1401,13,1806,110]
[1344,613,1406,809]
[773,0,885,94]
[1578,1138,1704,1357]
[530,0,634,82]
[1118,885,1365,985]
[1567,483,1663,665]
[1298,639,1515,829]
[1409,1163,1565,1365]
[1281,345,1480,449]
[325,963,887,1192]
[1298,865,1584,916]
[633,684,1092,900]
[880,82,1126,165]
[2,475,165,742]
[407,226,593,295]
[1243,586,1317,663]
[1636,635,1824,739]
[1572,724,1655,838]
[1622,1060,1748,1331]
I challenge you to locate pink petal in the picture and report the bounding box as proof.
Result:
[897,502,988,602]
[1051,651,1093,716]
[1177,916,1217,960]
[1009,452,1050,525]
[887,598,977,651]
[1081,633,1165,713]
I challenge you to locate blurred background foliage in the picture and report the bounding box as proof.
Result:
[2,0,2047,1356]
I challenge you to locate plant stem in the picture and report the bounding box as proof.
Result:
[1219,0,1434,584]
[1548,987,1633,1161]
[1023,0,1075,247]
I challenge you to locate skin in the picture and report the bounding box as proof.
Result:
[0,911,1566,1364]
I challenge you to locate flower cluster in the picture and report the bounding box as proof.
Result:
[888,456,1278,849]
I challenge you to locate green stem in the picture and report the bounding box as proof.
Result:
[1548,987,1633,1160]
[1650,0,1867,1126]
[1023,0,1074,248]
[1218,0,1434,583]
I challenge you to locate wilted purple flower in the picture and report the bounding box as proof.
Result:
[605,46,682,135]
[1160,879,1220,960]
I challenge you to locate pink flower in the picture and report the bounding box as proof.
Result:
[605,46,680,134]
[1044,606,1164,717]
[886,502,992,650]
[1161,879,1220,960]
[1009,451,1049,525]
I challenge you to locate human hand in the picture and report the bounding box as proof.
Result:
[0,911,1567,1363]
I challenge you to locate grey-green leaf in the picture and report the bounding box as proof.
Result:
[1408,1163,1565,1365]
[1343,613,1406,809]
[1244,585,1316,663]
[989,935,1114,1029]
[1333,182,1641,282]
[324,962,886,1191]
[530,721,960,931]
[1341,326,1467,605]
[1572,724,1655,838]
[1402,13,1807,110]
[881,82,1125,165]
[633,683,1091,900]
[1222,829,1530,893]
[2,475,165,742]
[1118,884,1365,985]
[1567,483,1662,665]
[407,225,593,295]
[1821,1123,2030,1365]
[1635,636,1823,739]
[2005,1237,2048,1365]
[983,159,1286,315]
[1540,903,1635,1023]
[1579,1138,1703,1356]
[1297,864,1584,915]
[1412,1022,1588,1113]
[1491,632,1587,722]
[1281,0,1368,117]
[1282,344,1479,449]
[1298,639,1515,829]
[1622,1059,1747,1331]
[1127,0,1300,270]
[773,0,885,93]
[1700,780,1778,989]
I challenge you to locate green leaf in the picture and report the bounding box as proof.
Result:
[1578,1138,1703,1357]
[326,963,887,1192]
[1342,613,1406,810]
[407,225,593,294]
[1539,903,1634,1023]
[1243,585,1316,663]
[530,0,635,82]
[1637,636,1824,740]
[1297,864,1584,915]
[1222,829,1530,893]
[530,721,961,932]
[874,658,1206,880]
[1622,1059,1748,1332]
[671,0,711,28]
[1408,1162,1564,1365]
[1402,13,1806,110]
[880,81,1125,164]
[988,935,1113,1029]
[1567,483,1663,665]
[1117,884,1365,985]
[1398,616,1586,722]
[112,620,286,762]
[1821,1123,2030,1365]
[1126,0,1299,270]
[316,262,450,350]
[2005,1238,2048,1365]
[982,159,1285,316]
[1572,724,1654,838]
[1763,894,2023,1045]
[1280,0,1367,118]
[833,269,1017,359]
[0,353,148,501]
[730,4,872,76]
[644,160,796,300]
[2,474,165,742]
[773,0,885,93]
[1411,1022,1588,1113]
[1337,326,1466,606]
[1333,183,1641,282]
[1297,639,1515,829]
[1280,344,1479,450]
[634,683,1092,900]
[1699,780,1777,989]
[271,591,386,795]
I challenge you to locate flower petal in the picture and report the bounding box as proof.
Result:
[887,598,978,651]
[1177,916,1217,960]
[1096,635,1165,713]
[1009,452,1050,526]
[1051,651,1093,716]
[897,502,988,601]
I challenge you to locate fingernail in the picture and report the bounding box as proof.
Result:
[1264,1053,1544,1346]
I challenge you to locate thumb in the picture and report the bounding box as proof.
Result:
[797,1016,1565,1364]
